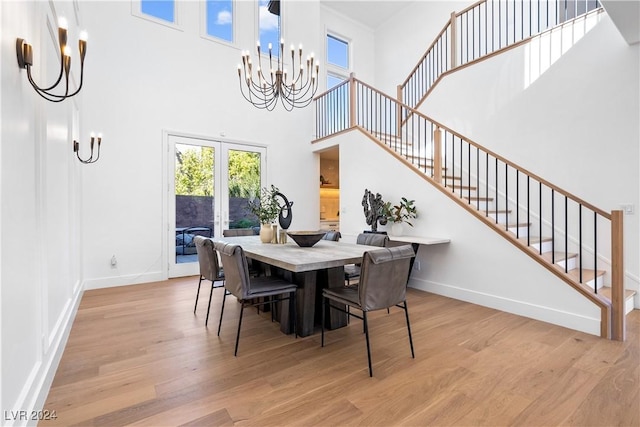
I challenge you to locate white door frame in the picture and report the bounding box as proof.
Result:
[162,130,267,279]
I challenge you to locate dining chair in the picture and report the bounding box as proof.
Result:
[321,245,415,376]
[194,236,225,326]
[344,233,389,285]
[322,231,341,241]
[214,241,298,356]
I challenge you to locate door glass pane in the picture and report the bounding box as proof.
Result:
[174,144,214,263]
[227,149,262,230]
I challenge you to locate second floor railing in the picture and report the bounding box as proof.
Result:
[314,75,625,340]
[399,0,602,110]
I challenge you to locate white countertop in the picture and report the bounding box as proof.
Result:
[388,235,450,245]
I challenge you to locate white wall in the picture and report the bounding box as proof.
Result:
[1,1,83,424]
[422,14,640,304]
[373,0,470,95]
[79,1,323,288]
[319,4,376,86]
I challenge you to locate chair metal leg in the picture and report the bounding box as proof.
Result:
[363,311,373,377]
[403,300,415,358]
[321,296,326,347]
[234,303,245,356]
[217,289,228,336]
[205,282,215,326]
[194,276,203,313]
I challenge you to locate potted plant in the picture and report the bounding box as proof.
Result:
[383,197,417,236]
[247,185,280,242]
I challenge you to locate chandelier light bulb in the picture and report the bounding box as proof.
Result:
[58,17,68,30]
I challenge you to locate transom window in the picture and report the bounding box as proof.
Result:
[206,0,233,42]
[259,0,281,58]
[140,0,175,23]
[327,34,348,69]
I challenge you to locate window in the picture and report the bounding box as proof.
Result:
[259,0,280,58]
[140,0,175,23]
[327,73,344,89]
[327,34,348,69]
[206,0,233,42]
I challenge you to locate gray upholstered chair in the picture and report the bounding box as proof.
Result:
[214,241,298,356]
[322,231,341,241]
[322,245,415,376]
[344,233,389,285]
[194,236,225,326]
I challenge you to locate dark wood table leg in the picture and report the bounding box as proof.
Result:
[316,266,348,330]
[278,270,317,337]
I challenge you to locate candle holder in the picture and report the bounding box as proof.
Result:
[73,133,102,164]
[16,17,87,103]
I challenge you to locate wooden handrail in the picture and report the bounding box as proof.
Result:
[400,21,451,88]
[455,0,485,17]
[350,124,613,339]
[351,77,610,219]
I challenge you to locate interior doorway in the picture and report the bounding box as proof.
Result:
[319,146,340,232]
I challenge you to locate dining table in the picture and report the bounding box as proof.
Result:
[216,235,389,337]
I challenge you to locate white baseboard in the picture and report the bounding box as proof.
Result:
[409,277,602,337]
[7,280,84,427]
[84,271,164,290]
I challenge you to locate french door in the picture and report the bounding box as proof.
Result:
[167,134,266,277]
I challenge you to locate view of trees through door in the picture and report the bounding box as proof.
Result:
[168,135,265,277]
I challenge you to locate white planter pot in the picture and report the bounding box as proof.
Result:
[391,223,403,236]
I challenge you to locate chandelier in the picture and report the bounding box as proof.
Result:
[237,40,319,111]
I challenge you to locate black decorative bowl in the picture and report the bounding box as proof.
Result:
[286,231,326,247]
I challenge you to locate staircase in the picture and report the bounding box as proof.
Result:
[313,1,633,340]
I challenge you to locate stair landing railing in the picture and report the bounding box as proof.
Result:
[314,75,625,341]
[399,0,602,110]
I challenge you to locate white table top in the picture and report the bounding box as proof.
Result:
[217,235,383,273]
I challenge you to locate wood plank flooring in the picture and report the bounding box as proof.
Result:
[41,277,639,426]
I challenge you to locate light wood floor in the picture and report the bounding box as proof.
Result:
[42,277,639,426]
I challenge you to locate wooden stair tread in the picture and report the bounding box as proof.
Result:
[598,287,636,300]
[567,268,605,282]
[464,196,493,202]
[541,251,578,262]
[506,222,531,227]
[518,236,552,244]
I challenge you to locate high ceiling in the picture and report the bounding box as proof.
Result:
[320,0,411,29]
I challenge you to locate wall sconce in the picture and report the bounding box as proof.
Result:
[73,133,102,164]
[16,17,87,103]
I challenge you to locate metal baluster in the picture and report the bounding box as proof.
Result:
[579,204,583,283]
[594,212,598,293]
[564,196,568,273]
[505,162,508,230]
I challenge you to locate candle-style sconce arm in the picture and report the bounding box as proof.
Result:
[16,18,87,103]
[73,134,102,164]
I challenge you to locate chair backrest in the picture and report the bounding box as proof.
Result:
[322,231,341,241]
[194,236,222,281]
[356,232,389,247]
[358,245,415,311]
[223,228,255,237]
[213,241,251,300]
